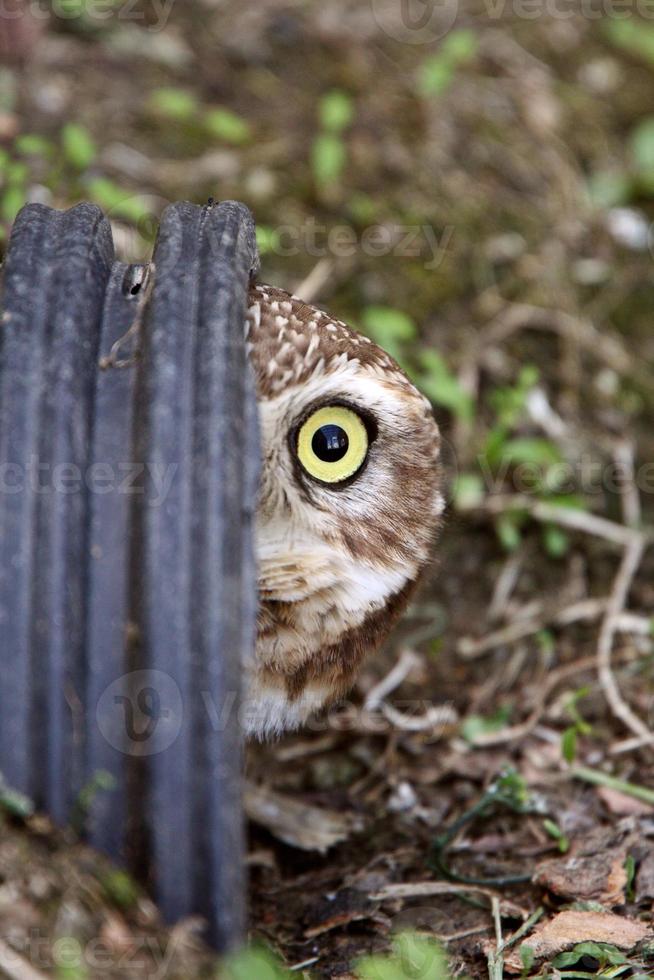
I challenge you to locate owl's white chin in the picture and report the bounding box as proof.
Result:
[241,679,331,740]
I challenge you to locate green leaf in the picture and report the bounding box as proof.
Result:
[545,493,588,510]
[319,90,354,132]
[1,185,27,223]
[561,725,577,764]
[461,705,511,743]
[61,123,96,171]
[312,133,347,187]
[100,869,140,909]
[361,306,417,362]
[416,349,474,422]
[495,511,523,551]
[255,225,281,255]
[418,58,454,97]
[631,116,654,173]
[148,87,198,120]
[441,28,478,63]
[624,853,636,901]
[15,134,55,158]
[519,944,535,977]
[543,818,570,853]
[604,18,654,67]
[499,437,562,468]
[356,933,450,980]
[224,946,293,980]
[0,774,34,818]
[453,473,485,512]
[543,523,570,558]
[204,108,251,144]
[86,178,151,223]
[418,30,477,96]
[553,943,628,970]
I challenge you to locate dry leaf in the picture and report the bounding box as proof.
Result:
[502,910,651,972]
[533,825,635,905]
[244,782,363,852]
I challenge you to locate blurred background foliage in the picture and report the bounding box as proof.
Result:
[1,2,654,975]
[1,0,653,549]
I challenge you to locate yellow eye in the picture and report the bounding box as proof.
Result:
[296,405,369,484]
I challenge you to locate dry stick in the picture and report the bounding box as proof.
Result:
[597,536,650,741]
[480,494,650,548]
[371,881,524,910]
[459,597,606,659]
[466,650,636,748]
[597,437,652,742]
[474,301,635,377]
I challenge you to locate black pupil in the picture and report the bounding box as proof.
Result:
[312,424,349,463]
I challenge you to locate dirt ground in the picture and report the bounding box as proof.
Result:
[1,0,654,977]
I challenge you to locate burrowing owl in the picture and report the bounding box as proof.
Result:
[245,283,443,738]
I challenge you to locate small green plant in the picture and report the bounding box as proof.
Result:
[148,87,199,120]
[70,770,116,835]
[415,349,474,423]
[224,936,453,980]
[461,705,512,743]
[561,687,593,764]
[100,869,140,910]
[61,122,97,171]
[542,817,570,853]
[417,29,478,97]
[147,88,252,145]
[311,90,355,192]
[360,306,416,363]
[0,773,34,818]
[356,933,450,980]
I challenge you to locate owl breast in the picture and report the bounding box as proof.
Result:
[243,283,443,739]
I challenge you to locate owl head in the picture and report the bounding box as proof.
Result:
[245,284,443,738]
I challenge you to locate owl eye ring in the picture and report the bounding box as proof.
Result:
[295,405,369,485]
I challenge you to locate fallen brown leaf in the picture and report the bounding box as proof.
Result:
[502,910,652,972]
[244,782,363,852]
[533,824,635,905]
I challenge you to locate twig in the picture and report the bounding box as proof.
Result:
[479,495,650,548]
[610,733,654,755]
[487,897,504,980]
[597,537,650,740]
[572,766,654,806]
[365,649,421,710]
[466,649,639,747]
[487,547,525,622]
[378,702,458,733]
[472,300,635,377]
[458,598,606,659]
[613,440,641,530]
[370,881,524,915]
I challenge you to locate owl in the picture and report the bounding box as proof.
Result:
[244,283,444,739]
